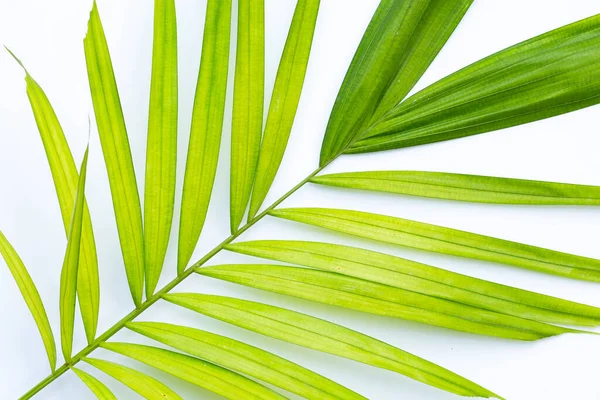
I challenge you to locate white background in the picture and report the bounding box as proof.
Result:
[1,0,600,399]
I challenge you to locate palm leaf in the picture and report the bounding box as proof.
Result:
[230,0,265,233]
[84,0,145,306]
[311,171,600,205]
[60,146,89,361]
[144,0,178,297]
[247,0,320,219]
[226,240,600,327]
[198,264,580,340]
[177,0,232,273]
[0,231,56,371]
[126,321,365,400]
[271,208,600,282]
[84,357,182,400]
[351,14,600,153]
[72,367,117,400]
[102,342,287,400]
[6,48,100,343]
[319,0,473,165]
[164,293,501,398]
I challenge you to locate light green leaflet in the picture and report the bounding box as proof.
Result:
[164,293,500,398]
[230,0,265,233]
[271,208,600,282]
[319,0,473,165]
[85,357,181,399]
[227,241,600,327]
[351,14,600,153]
[59,147,89,361]
[247,0,320,220]
[178,0,232,273]
[198,264,580,341]
[84,1,145,306]
[311,171,600,205]
[102,342,287,400]
[6,48,99,343]
[72,368,117,400]
[127,321,365,400]
[0,231,56,371]
[144,0,178,297]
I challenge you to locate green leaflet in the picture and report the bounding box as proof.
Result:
[230,0,265,233]
[144,0,178,297]
[319,0,473,165]
[270,208,600,282]
[247,0,320,220]
[72,368,117,400]
[6,48,99,343]
[102,342,287,400]
[127,321,365,400]
[0,231,56,371]
[164,293,500,398]
[178,0,232,273]
[84,1,145,306]
[227,241,600,327]
[60,147,89,360]
[198,264,579,340]
[311,171,600,205]
[351,14,600,153]
[85,357,182,400]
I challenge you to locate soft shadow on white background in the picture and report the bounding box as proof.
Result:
[1,0,600,399]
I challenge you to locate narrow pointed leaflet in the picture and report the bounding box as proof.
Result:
[178,0,232,273]
[127,321,366,399]
[319,0,473,165]
[6,47,100,343]
[72,368,117,400]
[59,147,89,361]
[144,0,178,297]
[164,294,501,398]
[247,0,320,219]
[0,231,56,371]
[84,1,145,305]
[227,240,600,327]
[198,264,581,340]
[85,357,182,399]
[311,171,600,205]
[351,14,600,153]
[230,0,265,233]
[271,208,600,282]
[102,342,287,400]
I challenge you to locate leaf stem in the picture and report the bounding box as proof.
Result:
[18,164,327,400]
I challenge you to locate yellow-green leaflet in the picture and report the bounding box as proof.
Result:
[227,241,600,327]
[6,48,99,343]
[72,368,117,400]
[144,0,178,297]
[164,293,500,398]
[311,171,600,205]
[230,0,265,233]
[178,0,232,273]
[198,264,579,341]
[84,357,182,400]
[102,342,287,400]
[247,0,320,219]
[271,208,600,282]
[59,147,89,361]
[126,321,365,400]
[352,14,600,153]
[84,1,145,306]
[0,232,56,371]
[319,0,473,165]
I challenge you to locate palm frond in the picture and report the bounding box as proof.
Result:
[178,0,232,274]
[72,367,117,400]
[84,0,145,306]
